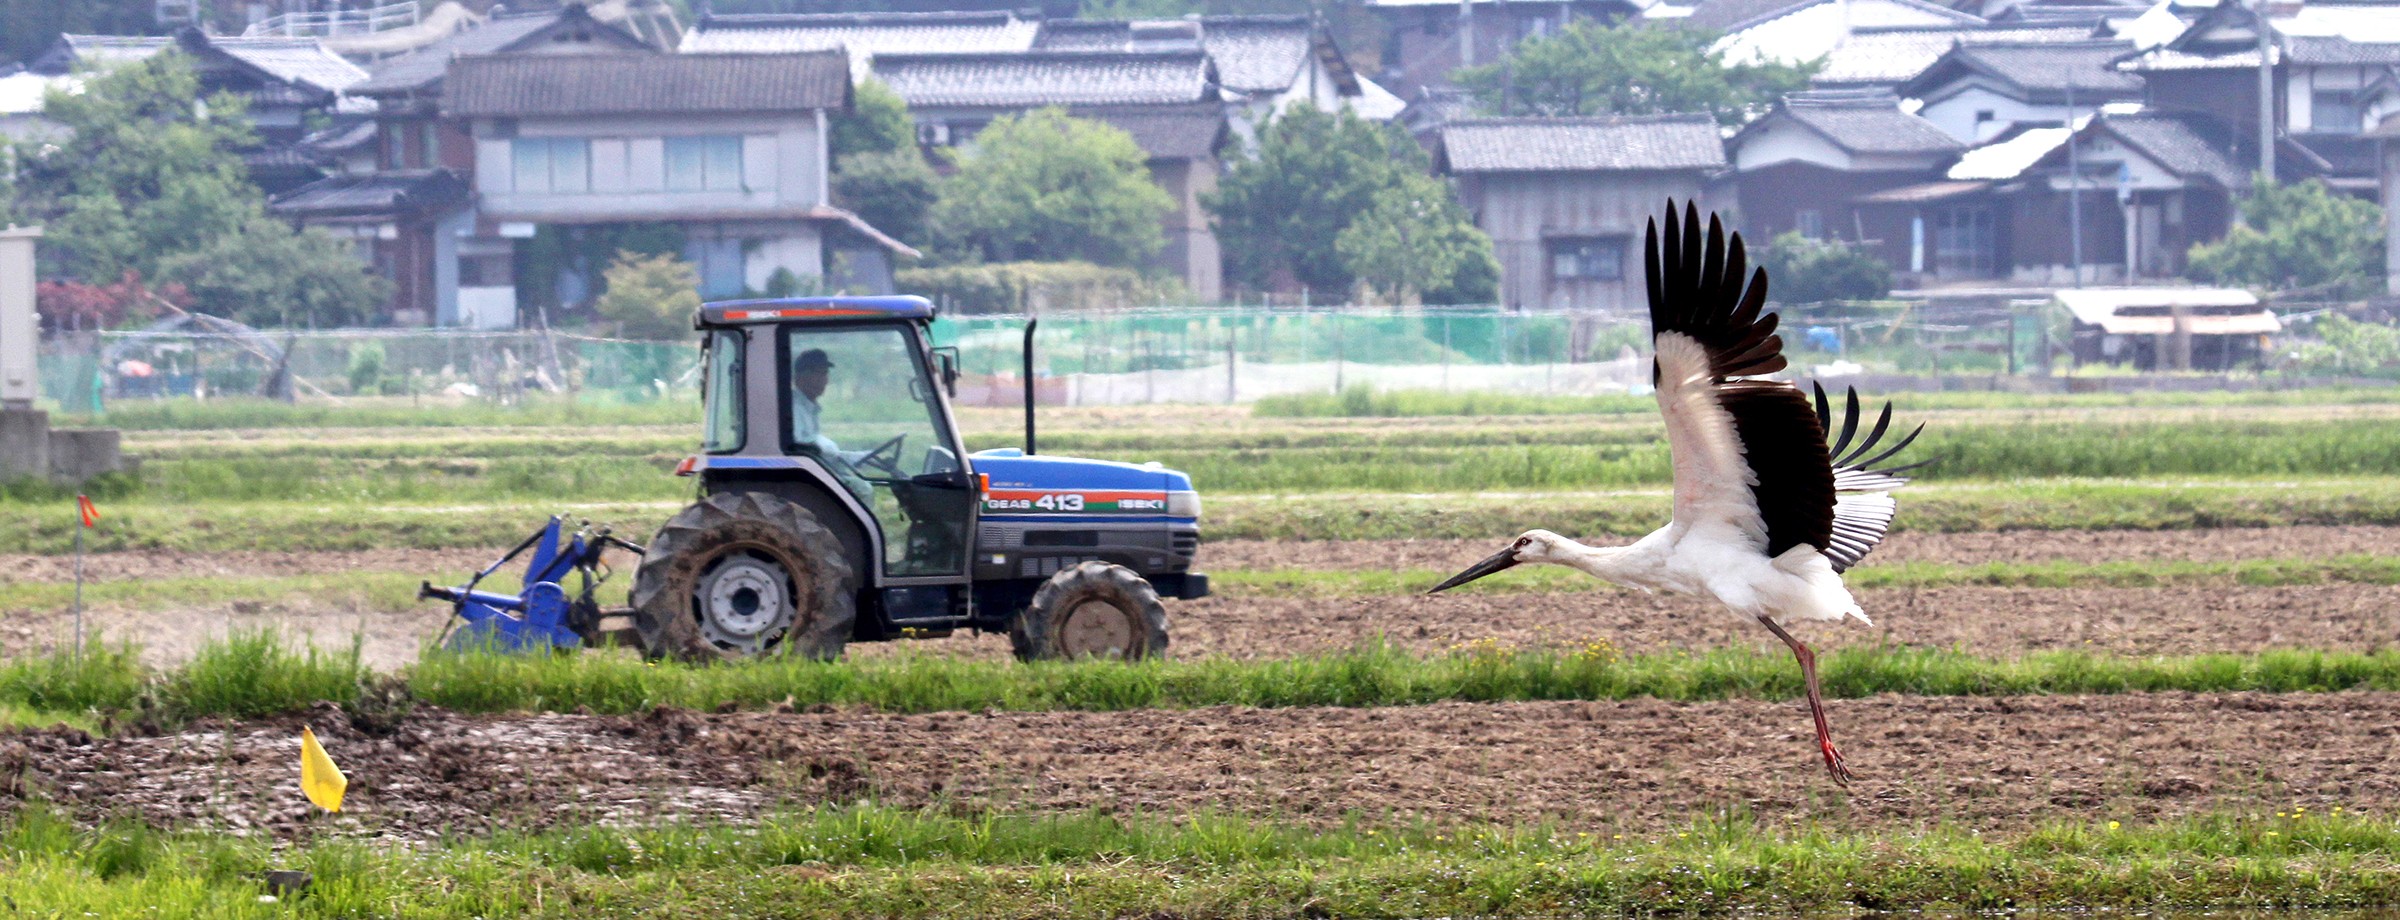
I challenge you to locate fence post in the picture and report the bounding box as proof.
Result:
[1225,331,1237,404]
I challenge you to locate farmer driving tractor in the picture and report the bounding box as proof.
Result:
[789,347,874,503]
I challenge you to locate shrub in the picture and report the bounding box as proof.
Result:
[1756,231,1892,304]
[895,260,1182,313]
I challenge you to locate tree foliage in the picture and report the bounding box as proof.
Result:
[1756,231,1891,304]
[594,251,704,341]
[930,109,1172,268]
[0,0,157,67]
[2287,315,2400,377]
[829,79,914,159]
[2187,177,2387,300]
[834,149,939,248]
[1456,21,1812,125]
[1335,173,1500,304]
[10,53,388,327]
[1208,106,1493,300]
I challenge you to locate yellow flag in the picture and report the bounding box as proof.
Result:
[299,726,347,813]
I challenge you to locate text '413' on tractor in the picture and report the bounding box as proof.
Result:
[421,296,1208,662]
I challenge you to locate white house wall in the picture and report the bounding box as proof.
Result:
[2288,64,2372,133]
[1915,81,2077,143]
[472,112,823,216]
[1730,119,1855,170]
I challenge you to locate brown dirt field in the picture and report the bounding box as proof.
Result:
[8,692,2395,839]
[9,525,2397,587]
[845,583,2400,662]
[8,582,2396,672]
[1203,526,2400,573]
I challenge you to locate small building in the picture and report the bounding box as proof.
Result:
[1031,16,1404,131]
[1808,26,2094,92]
[1896,39,2143,144]
[1725,90,1965,270]
[2056,287,2278,370]
[1434,114,1727,313]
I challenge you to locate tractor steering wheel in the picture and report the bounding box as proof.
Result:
[857,434,906,477]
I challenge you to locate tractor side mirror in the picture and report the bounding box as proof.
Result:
[933,346,962,398]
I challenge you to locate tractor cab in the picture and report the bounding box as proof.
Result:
[629,295,1204,663]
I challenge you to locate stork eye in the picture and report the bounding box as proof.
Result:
[1513,537,1531,549]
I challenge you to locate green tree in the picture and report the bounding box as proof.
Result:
[1756,231,1891,304]
[2187,177,2387,300]
[833,148,939,247]
[1456,21,1812,125]
[1210,106,1491,299]
[154,214,392,327]
[15,53,389,326]
[1335,173,1500,304]
[1,0,157,67]
[595,250,703,340]
[930,108,1172,268]
[830,79,914,159]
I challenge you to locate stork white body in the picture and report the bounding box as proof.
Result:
[1431,201,1928,785]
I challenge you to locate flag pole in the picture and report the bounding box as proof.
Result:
[72,511,84,661]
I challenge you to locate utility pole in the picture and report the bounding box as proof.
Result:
[2255,0,2276,180]
[2066,74,2084,288]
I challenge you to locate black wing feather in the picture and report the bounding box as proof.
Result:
[1649,200,1821,558]
[1806,382,1936,572]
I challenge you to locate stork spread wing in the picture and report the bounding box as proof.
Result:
[1646,201,1923,570]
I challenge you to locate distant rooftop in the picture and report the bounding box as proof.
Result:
[1811,26,2095,86]
[1438,115,1727,172]
[1768,91,1965,155]
[872,50,1218,108]
[679,11,1042,75]
[446,51,850,118]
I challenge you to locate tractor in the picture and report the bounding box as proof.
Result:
[422,296,1208,662]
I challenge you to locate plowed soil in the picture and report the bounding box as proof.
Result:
[9,692,2397,839]
[840,582,2400,662]
[11,525,2397,585]
[1202,525,2400,573]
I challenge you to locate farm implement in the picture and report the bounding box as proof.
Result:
[421,296,1209,662]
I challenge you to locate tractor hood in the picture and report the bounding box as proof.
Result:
[970,449,1199,521]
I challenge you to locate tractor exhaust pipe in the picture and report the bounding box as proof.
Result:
[1023,318,1038,456]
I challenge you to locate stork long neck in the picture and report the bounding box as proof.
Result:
[1553,542,1652,589]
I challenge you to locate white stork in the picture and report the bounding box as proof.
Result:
[1429,200,1928,784]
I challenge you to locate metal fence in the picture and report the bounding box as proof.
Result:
[32,303,2400,413]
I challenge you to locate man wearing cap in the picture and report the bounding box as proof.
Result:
[791,347,873,503]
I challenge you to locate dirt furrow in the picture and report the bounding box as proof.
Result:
[10,692,2396,839]
[1204,526,2400,573]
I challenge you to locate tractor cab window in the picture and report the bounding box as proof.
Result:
[781,324,970,578]
[702,329,744,453]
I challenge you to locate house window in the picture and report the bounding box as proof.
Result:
[1975,109,1995,124]
[686,238,747,298]
[384,125,405,169]
[419,122,440,166]
[665,135,743,192]
[458,254,512,287]
[1933,206,1993,277]
[512,137,590,194]
[1549,236,1626,282]
[2311,90,2363,133]
[1794,209,1825,239]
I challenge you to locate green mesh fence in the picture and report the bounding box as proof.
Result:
[41,330,701,408]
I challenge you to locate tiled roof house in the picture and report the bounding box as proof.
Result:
[1725,91,1964,271]
[1434,115,1727,312]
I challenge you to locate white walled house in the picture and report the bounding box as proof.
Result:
[445,51,916,320]
[1897,40,2144,143]
[2117,0,2400,186]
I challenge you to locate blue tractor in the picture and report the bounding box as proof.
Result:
[425,296,1207,662]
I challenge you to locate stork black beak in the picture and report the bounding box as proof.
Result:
[1427,547,1520,595]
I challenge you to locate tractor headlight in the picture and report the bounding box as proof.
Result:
[1166,490,1202,519]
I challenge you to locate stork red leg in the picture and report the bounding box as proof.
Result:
[1757,615,1855,786]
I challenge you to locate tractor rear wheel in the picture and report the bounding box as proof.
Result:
[631,491,857,662]
[1010,562,1169,662]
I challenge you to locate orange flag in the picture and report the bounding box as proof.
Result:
[75,494,98,528]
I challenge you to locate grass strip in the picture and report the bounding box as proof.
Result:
[9,478,2400,553]
[1253,384,2400,417]
[1218,554,2400,596]
[14,553,2400,615]
[10,634,2400,726]
[10,803,2400,916]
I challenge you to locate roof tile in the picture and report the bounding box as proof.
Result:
[872,50,1217,108]
[1439,115,1726,172]
[446,51,848,117]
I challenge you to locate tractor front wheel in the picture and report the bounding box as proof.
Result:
[631,491,857,662]
[1010,562,1169,662]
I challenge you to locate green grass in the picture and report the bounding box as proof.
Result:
[14,553,2400,622]
[6,477,2400,553]
[13,634,2400,727]
[11,803,2400,916]
[1254,385,2400,418]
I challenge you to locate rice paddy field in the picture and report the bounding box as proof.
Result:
[8,389,2400,917]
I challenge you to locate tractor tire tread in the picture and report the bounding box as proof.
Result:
[630,491,857,663]
[1010,561,1168,662]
